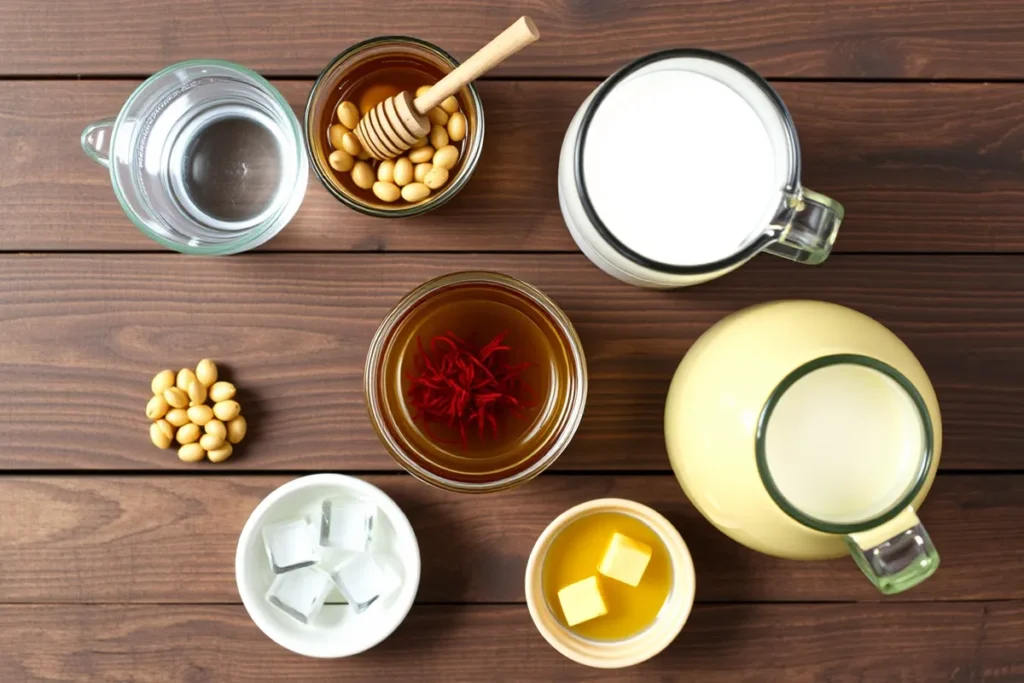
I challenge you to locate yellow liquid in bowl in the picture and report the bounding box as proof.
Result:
[541,511,672,641]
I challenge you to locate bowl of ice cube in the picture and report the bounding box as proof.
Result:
[235,473,420,658]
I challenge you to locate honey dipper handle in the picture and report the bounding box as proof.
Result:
[413,16,539,113]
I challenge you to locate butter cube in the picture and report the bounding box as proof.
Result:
[598,532,652,587]
[557,576,608,627]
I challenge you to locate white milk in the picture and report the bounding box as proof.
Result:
[764,364,925,525]
[582,62,790,266]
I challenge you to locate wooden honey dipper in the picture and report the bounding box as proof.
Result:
[355,16,540,160]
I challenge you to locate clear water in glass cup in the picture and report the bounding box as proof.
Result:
[82,60,307,255]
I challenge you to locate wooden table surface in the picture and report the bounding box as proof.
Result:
[2,2,1024,682]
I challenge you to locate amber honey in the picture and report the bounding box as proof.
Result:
[541,512,673,641]
[322,54,467,203]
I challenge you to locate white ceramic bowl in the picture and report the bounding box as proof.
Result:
[235,474,420,658]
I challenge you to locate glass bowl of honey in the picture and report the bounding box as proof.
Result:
[306,37,484,217]
[524,499,696,668]
[364,271,587,493]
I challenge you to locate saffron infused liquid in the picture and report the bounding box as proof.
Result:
[378,280,576,484]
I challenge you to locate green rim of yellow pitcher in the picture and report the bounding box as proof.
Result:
[754,353,934,535]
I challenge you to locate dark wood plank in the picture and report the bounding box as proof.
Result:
[2,1,1024,78]
[0,253,1020,471]
[3,80,1024,253]
[0,602,1019,682]
[0,475,1018,603]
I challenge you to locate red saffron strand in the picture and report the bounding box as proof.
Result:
[407,330,534,447]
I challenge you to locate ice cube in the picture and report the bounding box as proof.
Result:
[327,552,401,614]
[265,565,334,624]
[262,517,319,574]
[320,498,377,552]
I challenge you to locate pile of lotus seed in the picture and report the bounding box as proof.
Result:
[146,359,247,463]
[328,85,467,205]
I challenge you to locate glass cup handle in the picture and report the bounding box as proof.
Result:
[764,188,845,265]
[845,506,940,595]
[81,119,115,168]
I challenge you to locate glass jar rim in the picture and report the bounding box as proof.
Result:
[108,59,307,255]
[573,48,802,276]
[304,37,485,219]
[364,271,588,492]
[754,353,935,535]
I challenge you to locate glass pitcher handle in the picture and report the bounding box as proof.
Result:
[764,188,845,265]
[81,119,115,168]
[846,506,940,595]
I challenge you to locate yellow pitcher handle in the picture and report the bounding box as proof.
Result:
[846,506,939,595]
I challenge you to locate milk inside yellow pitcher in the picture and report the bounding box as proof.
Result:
[762,363,925,525]
[665,301,941,594]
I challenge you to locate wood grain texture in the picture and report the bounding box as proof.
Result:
[2,3,1022,681]
[2,1,1024,78]
[0,603,1020,682]
[0,253,1021,471]
[4,80,1024,253]
[0,475,1017,604]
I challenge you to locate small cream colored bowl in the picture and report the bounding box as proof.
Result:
[524,498,695,668]
[235,474,420,658]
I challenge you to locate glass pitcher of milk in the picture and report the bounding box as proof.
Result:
[558,50,844,288]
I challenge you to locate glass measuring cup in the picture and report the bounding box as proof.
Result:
[81,60,307,254]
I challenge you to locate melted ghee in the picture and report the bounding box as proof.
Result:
[541,511,672,640]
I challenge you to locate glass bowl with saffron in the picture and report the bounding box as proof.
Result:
[364,271,588,493]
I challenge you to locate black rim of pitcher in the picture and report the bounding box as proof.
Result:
[573,48,802,276]
[753,353,935,536]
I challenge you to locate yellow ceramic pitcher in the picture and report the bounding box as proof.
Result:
[664,300,941,594]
